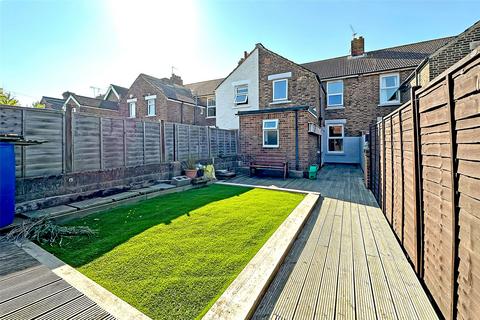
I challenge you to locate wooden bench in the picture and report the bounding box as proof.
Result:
[250,156,289,179]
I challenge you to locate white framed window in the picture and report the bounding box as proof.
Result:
[128,102,136,118]
[327,123,344,153]
[263,119,279,148]
[273,79,288,101]
[146,98,156,116]
[206,97,216,118]
[234,85,248,104]
[327,80,344,107]
[379,73,400,105]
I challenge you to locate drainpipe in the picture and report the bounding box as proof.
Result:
[180,102,184,124]
[295,110,299,171]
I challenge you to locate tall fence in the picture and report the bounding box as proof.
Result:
[368,48,480,320]
[0,106,237,178]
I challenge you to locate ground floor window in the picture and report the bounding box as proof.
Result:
[327,123,344,153]
[263,119,279,147]
[128,102,136,118]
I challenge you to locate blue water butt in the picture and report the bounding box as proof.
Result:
[0,142,15,227]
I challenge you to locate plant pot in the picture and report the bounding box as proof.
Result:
[184,169,198,179]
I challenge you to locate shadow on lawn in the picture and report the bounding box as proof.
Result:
[47,184,251,267]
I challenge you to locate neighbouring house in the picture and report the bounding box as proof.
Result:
[62,91,120,116]
[185,78,223,127]
[118,73,208,125]
[40,96,65,111]
[103,84,129,102]
[302,36,452,164]
[217,43,321,174]
[403,19,480,90]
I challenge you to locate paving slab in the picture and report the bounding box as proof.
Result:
[21,205,77,220]
[135,183,175,194]
[102,191,141,202]
[68,197,114,210]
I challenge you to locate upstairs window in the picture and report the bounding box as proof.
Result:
[207,97,216,118]
[128,102,136,118]
[380,73,400,105]
[327,124,344,153]
[234,85,248,105]
[327,80,343,107]
[146,98,156,116]
[273,79,288,101]
[263,119,279,148]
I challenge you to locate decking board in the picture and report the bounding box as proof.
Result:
[244,164,439,320]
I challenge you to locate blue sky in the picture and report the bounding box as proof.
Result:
[1,0,479,106]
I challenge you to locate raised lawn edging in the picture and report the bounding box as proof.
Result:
[203,186,319,320]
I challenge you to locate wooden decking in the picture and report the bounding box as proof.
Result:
[227,165,438,320]
[0,241,114,320]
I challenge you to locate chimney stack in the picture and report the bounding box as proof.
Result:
[351,36,365,57]
[170,73,183,86]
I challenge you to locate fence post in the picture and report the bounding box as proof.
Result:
[159,121,163,163]
[207,127,211,159]
[99,117,104,170]
[21,109,26,177]
[389,116,394,223]
[398,110,404,244]
[382,117,386,214]
[71,111,75,173]
[142,121,146,165]
[446,73,459,320]
[123,119,127,167]
[411,85,423,276]
[62,113,66,174]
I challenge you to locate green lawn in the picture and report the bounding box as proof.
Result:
[43,184,304,320]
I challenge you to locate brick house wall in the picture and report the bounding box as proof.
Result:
[118,75,207,125]
[239,108,319,172]
[321,69,412,137]
[429,21,480,80]
[195,95,216,126]
[65,101,119,117]
[257,45,320,112]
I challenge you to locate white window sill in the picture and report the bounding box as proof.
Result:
[378,102,400,107]
[233,104,250,109]
[263,145,279,148]
[206,116,216,119]
[146,115,156,117]
[326,106,344,110]
[269,100,291,105]
[327,151,345,155]
[129,116,136,118]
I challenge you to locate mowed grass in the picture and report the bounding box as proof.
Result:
[43,184,304,320]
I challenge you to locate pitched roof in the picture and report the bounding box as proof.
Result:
[140,73,195,104]
[69,93,119,110]
[184,78,224,96]
[302,37,454,79]
[41,96,65,110]
[111,84,128,98]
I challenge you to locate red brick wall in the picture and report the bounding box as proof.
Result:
[321,69,412,136]
[239,109,319,171]
[118,75,206,125]
[258,46,320,113]
[66,102,119,117]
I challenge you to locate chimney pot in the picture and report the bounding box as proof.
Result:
[351,36,365,57]
[170,73,183,86]
[244,51,248,59]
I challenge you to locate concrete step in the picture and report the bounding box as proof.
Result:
[21,205,77,220]
[135,183,175,195]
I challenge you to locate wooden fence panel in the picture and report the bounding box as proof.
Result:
[102,118,124,169]
[0,107,24,177]
[452,56,480,320]
[144,122,161,164]
[189,125,200,159]
[164,122,175,162]
[384,117,393,223]
[199,127,209,159]
[73,114,100,172]
[400,105,418,268]
[418,81,454,319]
[125,120,144,167]
[209,128,219,157]
[176,124,189,161]
[392,113,404,241]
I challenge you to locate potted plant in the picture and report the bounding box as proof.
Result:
[183,158,198,179]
